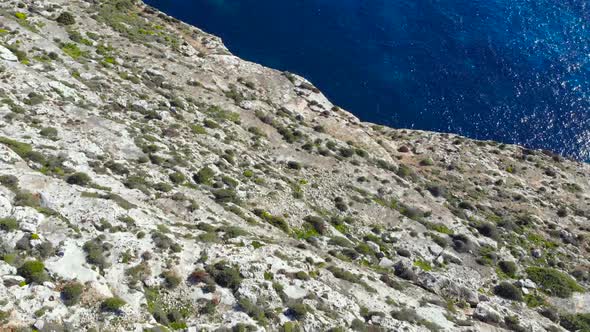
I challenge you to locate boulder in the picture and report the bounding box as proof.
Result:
[0,46,18,62]
[474,303,502,324]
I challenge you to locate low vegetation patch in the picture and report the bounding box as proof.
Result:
[526,267,584,298]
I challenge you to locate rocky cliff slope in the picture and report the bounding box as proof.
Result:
[0,1,589,331]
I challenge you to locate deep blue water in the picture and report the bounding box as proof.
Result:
[144,0,590,161]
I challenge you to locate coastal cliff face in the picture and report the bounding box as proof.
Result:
[0,1,589,331]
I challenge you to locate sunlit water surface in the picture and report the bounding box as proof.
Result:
[145,0,590,161]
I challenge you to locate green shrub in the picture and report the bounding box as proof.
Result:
[223,226,247,239]
[190,124,207,134]
[126,262,151,288]
[0,175,18,189]
[339,148,354,158]
[329,236,354,248]
[124,175,149,193]
[154,182,172,192]
[66,172,91,186]
[327,266,361,283]
[303,215,327,235]
[61,43,85,59]
[426,184,445,197]
[238,297,269,325]
[212,188,238,204]
[56,12,76,25]
[355,243,375,256]
[287,161,302,170]
[5,45,29,64]
[253,209,289,233]
[0,218,19,232]
[396,164,413,178]
[287,303,310,320]
[419,158,434,166]
[104,161,129,175]
[151,231,180,252]
[0,137,33,159]
[39,127,58,139]
[61,282,84,306]
[526,267,584,298]
[334,197,347,212]
[17,260,48,284]
[24,92,44,105]
[413,260,432,271]
[295,271,310,280]
[162,270,181,289]
[198,232,220,243]
[194,167,215,185]
[15,12,27,20]
[475,222,498,239]
[82,239,108,269]
[168,172,185,184]
[14,190,39,207]
[498,260,517,278]
[203,119,220,129]
[350,318,368,331]
[503,315,525,332]
[560,313,590,332]
[206,261,242,291]
[390,308,421,324]
[100,297,126,312]
[424,222,453,235]
[494,282,523,301]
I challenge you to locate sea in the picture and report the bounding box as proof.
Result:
[144,0,590,161]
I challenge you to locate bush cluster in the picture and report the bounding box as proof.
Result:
[0,218,19,232]
[205,261,242,291]
[56,12,76,25]
[494,281,523,301]
[17,260,48,284]
[61,282,84,306]
[526,267,584,298]
[100,297,126,312]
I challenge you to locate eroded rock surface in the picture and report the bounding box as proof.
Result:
[0,1,588,331]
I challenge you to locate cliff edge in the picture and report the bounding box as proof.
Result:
[0,1,589,331]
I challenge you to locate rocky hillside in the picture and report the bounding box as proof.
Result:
[0,1,589,331]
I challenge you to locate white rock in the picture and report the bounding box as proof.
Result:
[12,207,44,233]
[379,257,395,269]
[283,284,307,299]
[33,320,45,330]
[435,255,444,266]
[0,262,17,276]
[48,81,79,101]
[366,241,380,253]
[45,241,99,283]
[0,195,11,218]
[416,305,454,329]
[3,275,25,286]
[143,276,159,288]
[518,279,537,289]
[89,281,113,298]
[0,46,18,62]
[474,303,502,323]
[43,281,56,289]
[80,72,96,80]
